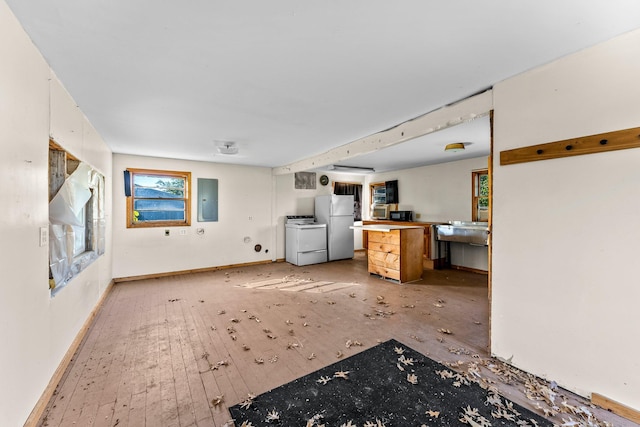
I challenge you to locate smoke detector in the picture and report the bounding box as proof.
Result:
[216,141,239,155]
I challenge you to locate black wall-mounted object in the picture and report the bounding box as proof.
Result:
[123,170,131,197]
[385,180,398,204]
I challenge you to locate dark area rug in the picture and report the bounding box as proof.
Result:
[228,339,552,426]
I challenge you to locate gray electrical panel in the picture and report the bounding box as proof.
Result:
[197,178,218,222]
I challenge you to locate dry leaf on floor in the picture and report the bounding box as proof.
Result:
[317,375,332,385]
[218,310,226,315]
[393,346,405,355]
[254,358,264,364]
[327,300,336,305]
[336,350,344,358]
[267,334,277,340]
[398,355,415,366]
[230,335,237,341]
[306,414,325,427]
[211,395,224,406]
[449,347,471,355]
[227,326,236,334]
[334,370,350,379]
[459,405,492,427]
[239,393,256,409]
[242,344,250,351]
[345,340,363,348]
[426,410,440,418]
[308,353,316,360]
[438,328,453,335]
[285,320,293,325]
[266,410,280,422]
[269,355,278,363]
[410,335,423,342]
[263,328,272,333]
[407,373,418,384]
[230,318,240,323]
[349,293,356,298]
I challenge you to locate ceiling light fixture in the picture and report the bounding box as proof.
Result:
[331,165,375,173]
[444,142,465,152]
[216,141,238,155]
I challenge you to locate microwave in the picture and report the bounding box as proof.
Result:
[371,204,390,220]
[390,210,413,221]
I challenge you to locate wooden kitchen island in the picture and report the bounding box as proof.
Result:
[358,224,425,283]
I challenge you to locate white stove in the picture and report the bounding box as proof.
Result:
[285,215,327,266]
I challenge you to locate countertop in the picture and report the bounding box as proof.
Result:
[362,220,448,226]
[351,224,426,232]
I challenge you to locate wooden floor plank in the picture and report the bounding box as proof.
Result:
[37,253,635,427]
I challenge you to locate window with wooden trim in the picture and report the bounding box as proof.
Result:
[472,169,489,222]
[370,182,386,205]
[126,168,191,228]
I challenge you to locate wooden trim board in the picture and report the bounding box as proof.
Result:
[24,280,115,427]
[113,260,274,283]
[500,126,640,166]
[591,393,640,424]
[451,264,489,275]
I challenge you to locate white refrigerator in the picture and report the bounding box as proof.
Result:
[315,195,354,261]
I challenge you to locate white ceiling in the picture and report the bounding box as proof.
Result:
[6,1,640,172]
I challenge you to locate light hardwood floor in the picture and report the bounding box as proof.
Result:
[37,253,633,427]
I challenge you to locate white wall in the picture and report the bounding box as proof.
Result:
[0,2,113,425]
[112,154,273,278]
[366,157,488,222]
[492,29,640,409]
[367,157,489,270]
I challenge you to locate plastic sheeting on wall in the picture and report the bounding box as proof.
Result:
[49,162,105,293]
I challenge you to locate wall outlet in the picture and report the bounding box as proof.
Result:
[415,213,421,219]
[196,228,205,235]
[179,229,187,235]
[164,229,170,236]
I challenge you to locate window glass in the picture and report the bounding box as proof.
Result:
[472,170,489,222]
[127,169,191,227]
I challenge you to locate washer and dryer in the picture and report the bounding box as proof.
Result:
[285,215,327,266]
